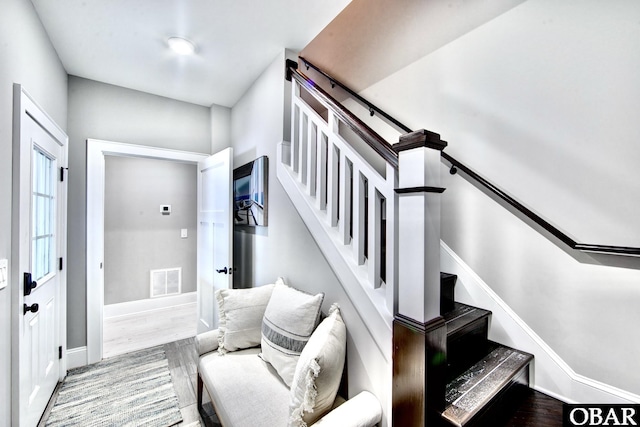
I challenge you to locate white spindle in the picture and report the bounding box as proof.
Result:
[327,142,340,228]
[368,187,382,289]
[307,123,317,196]
[316,132,328,211]
[338,153,351,245]
[292,105,300,172]
[353,170,366,265]
[298,114,308,184]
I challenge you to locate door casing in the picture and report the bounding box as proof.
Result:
[85,139,209,364]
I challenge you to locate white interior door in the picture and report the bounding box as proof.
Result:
[197,147,233,333]
[12,85,68,427]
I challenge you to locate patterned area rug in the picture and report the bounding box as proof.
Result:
[45,346,183,427]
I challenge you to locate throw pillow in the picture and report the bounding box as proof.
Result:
[216,281,279,354]
[260,283,324,387]
[288,304,346,427]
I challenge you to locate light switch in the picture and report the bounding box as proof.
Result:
[0,259,8,290]
[181,229,188,238]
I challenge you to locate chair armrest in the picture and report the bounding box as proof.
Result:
[313,391,382,427]
[195,329,220,356]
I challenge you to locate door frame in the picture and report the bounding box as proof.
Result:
[86,139,208,364]
[12,84,68,425]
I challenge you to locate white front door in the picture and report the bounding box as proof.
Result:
[197,147,233,333]
[12,85,68,427]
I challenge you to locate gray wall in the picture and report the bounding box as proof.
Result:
[0,0,68,424]
[352,1,640,395]
[67,76,218,348]
[104,156,197,305]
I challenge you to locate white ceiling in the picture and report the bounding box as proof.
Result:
[30,0,351,108]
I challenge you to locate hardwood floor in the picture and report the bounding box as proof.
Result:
[492,384,565,427]
[103,302,198,358]
[40,304,204,426]
[40,304,564,426]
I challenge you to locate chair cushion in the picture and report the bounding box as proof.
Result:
[289,304,346,427]
[199,348,291,427]
[260,283,324,387]
[216,282,277,354]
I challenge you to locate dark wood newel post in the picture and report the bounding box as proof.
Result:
[392,129,448,426]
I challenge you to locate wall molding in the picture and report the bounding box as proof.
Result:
[441,241,640,404]
[66,346,87,370]
[104,292,197,319]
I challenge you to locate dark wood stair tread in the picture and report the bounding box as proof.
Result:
[443,344,534,427]
[444,302,491,339]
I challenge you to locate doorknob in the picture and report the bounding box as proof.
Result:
[23,303,39,315]
[216,267,228,274]
[24,272,37,296]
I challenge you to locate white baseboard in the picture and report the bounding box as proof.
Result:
[103,292,197,319]
[441,241,640,404]
[66,346,87,369]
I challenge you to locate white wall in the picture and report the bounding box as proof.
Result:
[104,156,197,305]
[66,76,215,348]
[211,103,232,154]
[0,0,68,424]
[356,0,640,396]
[230,51,391,423]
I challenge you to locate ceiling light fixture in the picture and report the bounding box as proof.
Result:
[167,37,196,55]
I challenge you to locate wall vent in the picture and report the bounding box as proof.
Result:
[150,267,182,298]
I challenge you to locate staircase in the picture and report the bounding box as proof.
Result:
[281,60,535,426]
[440,273,533,426]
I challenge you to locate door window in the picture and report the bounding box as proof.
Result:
[32,147,55,281]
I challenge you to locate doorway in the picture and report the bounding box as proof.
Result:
[86,140,208,364]
[102,155,199,357]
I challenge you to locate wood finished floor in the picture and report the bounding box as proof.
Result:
[41,303,565,426]
[488,384,565,427]
[103,302,198,358]
[41,304,204,426]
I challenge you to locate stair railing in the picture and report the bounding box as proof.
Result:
[285,60,398,312]
[283,59,451,426]
[298,57,640,257]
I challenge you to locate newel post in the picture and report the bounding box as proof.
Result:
[392,129,447,426]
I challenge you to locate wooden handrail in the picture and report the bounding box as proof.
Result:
[288,63,399,170]
[288,58,640,257]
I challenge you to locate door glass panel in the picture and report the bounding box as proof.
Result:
[32,148,55,281]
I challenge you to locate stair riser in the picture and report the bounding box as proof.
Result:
[447,319,490,380]
[441,273,457,315]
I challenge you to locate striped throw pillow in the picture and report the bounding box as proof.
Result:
[260,283,324,387]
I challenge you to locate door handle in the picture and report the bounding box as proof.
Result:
[24,272,37,296]
[216,267,228,274]
[23,303,39,315]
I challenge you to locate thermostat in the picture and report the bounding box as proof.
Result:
[160,205,171,215]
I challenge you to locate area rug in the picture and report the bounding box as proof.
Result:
[45,346,183,427]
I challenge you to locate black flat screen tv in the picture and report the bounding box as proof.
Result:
[233,156,268,226]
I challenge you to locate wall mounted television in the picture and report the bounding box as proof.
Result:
[233,156,268,227]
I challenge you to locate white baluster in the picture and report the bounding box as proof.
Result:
[338,155,352,245]
[298,114,308,184]
[292,104,300,172]
[307,122,317,197]
[352,169,366,265]
[316,132,328,211]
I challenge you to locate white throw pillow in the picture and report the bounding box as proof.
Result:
[288,304,346,427]
[260,283,324,387]
[216,281,278,354]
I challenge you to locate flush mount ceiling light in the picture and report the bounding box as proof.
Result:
[167,37,196,55]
